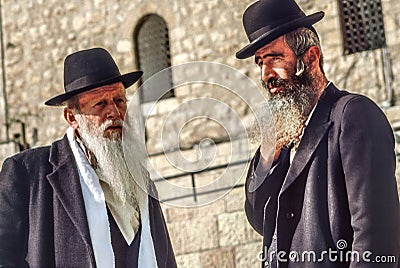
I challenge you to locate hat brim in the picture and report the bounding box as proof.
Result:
[236,11,325,59]
[44,71,143,106]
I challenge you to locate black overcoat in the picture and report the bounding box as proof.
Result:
[0,135,176,267]
[245,84,400,267]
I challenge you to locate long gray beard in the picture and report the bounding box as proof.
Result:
[251,69,319,150]
[75,114,148,210]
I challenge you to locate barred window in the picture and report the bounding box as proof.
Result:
[337,0,386,55]
[134,14,174,107]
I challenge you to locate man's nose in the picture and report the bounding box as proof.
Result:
[106,102,121,119]
[261,64,278,83]
[261,64,271,83]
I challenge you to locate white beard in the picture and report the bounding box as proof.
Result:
[74,114,148,211]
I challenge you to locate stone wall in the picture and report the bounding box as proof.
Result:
[0,0,399,267]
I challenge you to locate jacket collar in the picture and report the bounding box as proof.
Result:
[46,135,93,250]
[280,84,346,193]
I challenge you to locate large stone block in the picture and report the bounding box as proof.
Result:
[173,84,191,98]
[165,197,225,222]
[385,106,400,124]
[0,142,17,165]
[155,97,181,115]
[193,164,248,199]
[235,242,263,268]
[176,252,201,268]
[154,175,195,203]
[168,215,219,254]
[200,247,235,268]
[218,211,262,247]
[224,187,245,213]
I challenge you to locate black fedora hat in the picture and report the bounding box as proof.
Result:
[236,0,324,59]
[45,47,143,106]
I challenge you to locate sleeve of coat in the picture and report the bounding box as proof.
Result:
[0,157,29,267]
[340,96,400,267]
[245,147,290,235]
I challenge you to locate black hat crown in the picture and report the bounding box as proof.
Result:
[236,0,324,59]
[45,47,143,106]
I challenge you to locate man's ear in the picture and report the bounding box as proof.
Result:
[64,108,79,130]
[305,46,321,70]
[305,46,321,69]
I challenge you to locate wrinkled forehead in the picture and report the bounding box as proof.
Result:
[255,36,288,56]
[78,82,126,102]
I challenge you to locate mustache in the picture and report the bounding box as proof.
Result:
[262,78,287,90]
[103,119,124,129]
[262,77,302,94]
[262,72,313,95]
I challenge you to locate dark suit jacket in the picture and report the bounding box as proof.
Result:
[0,135,176,268]
[245,84,400,267]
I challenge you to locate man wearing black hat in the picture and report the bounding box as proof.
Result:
[238,0,400,267]
[0,48,176,267]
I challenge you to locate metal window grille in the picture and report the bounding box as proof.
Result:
[135,14,174,103]
[338,0,386,55]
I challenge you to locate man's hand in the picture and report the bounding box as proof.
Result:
[255,142,281,176]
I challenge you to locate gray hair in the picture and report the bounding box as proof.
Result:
[284,27,325,74]
[65,95,81,111]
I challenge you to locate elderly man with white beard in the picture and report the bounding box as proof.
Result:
[0,48,176,268]
[237,0,400,267]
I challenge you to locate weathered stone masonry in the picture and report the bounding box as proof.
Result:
[0,0,399,267]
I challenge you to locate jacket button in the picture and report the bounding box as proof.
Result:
[286,212,295,219]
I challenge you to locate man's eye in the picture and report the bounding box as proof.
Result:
[94,101,105,107]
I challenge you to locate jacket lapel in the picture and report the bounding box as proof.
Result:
[280,84,343,194]
[46,135,92,247]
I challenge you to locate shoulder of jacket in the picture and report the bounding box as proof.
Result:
[332,92,379,115]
